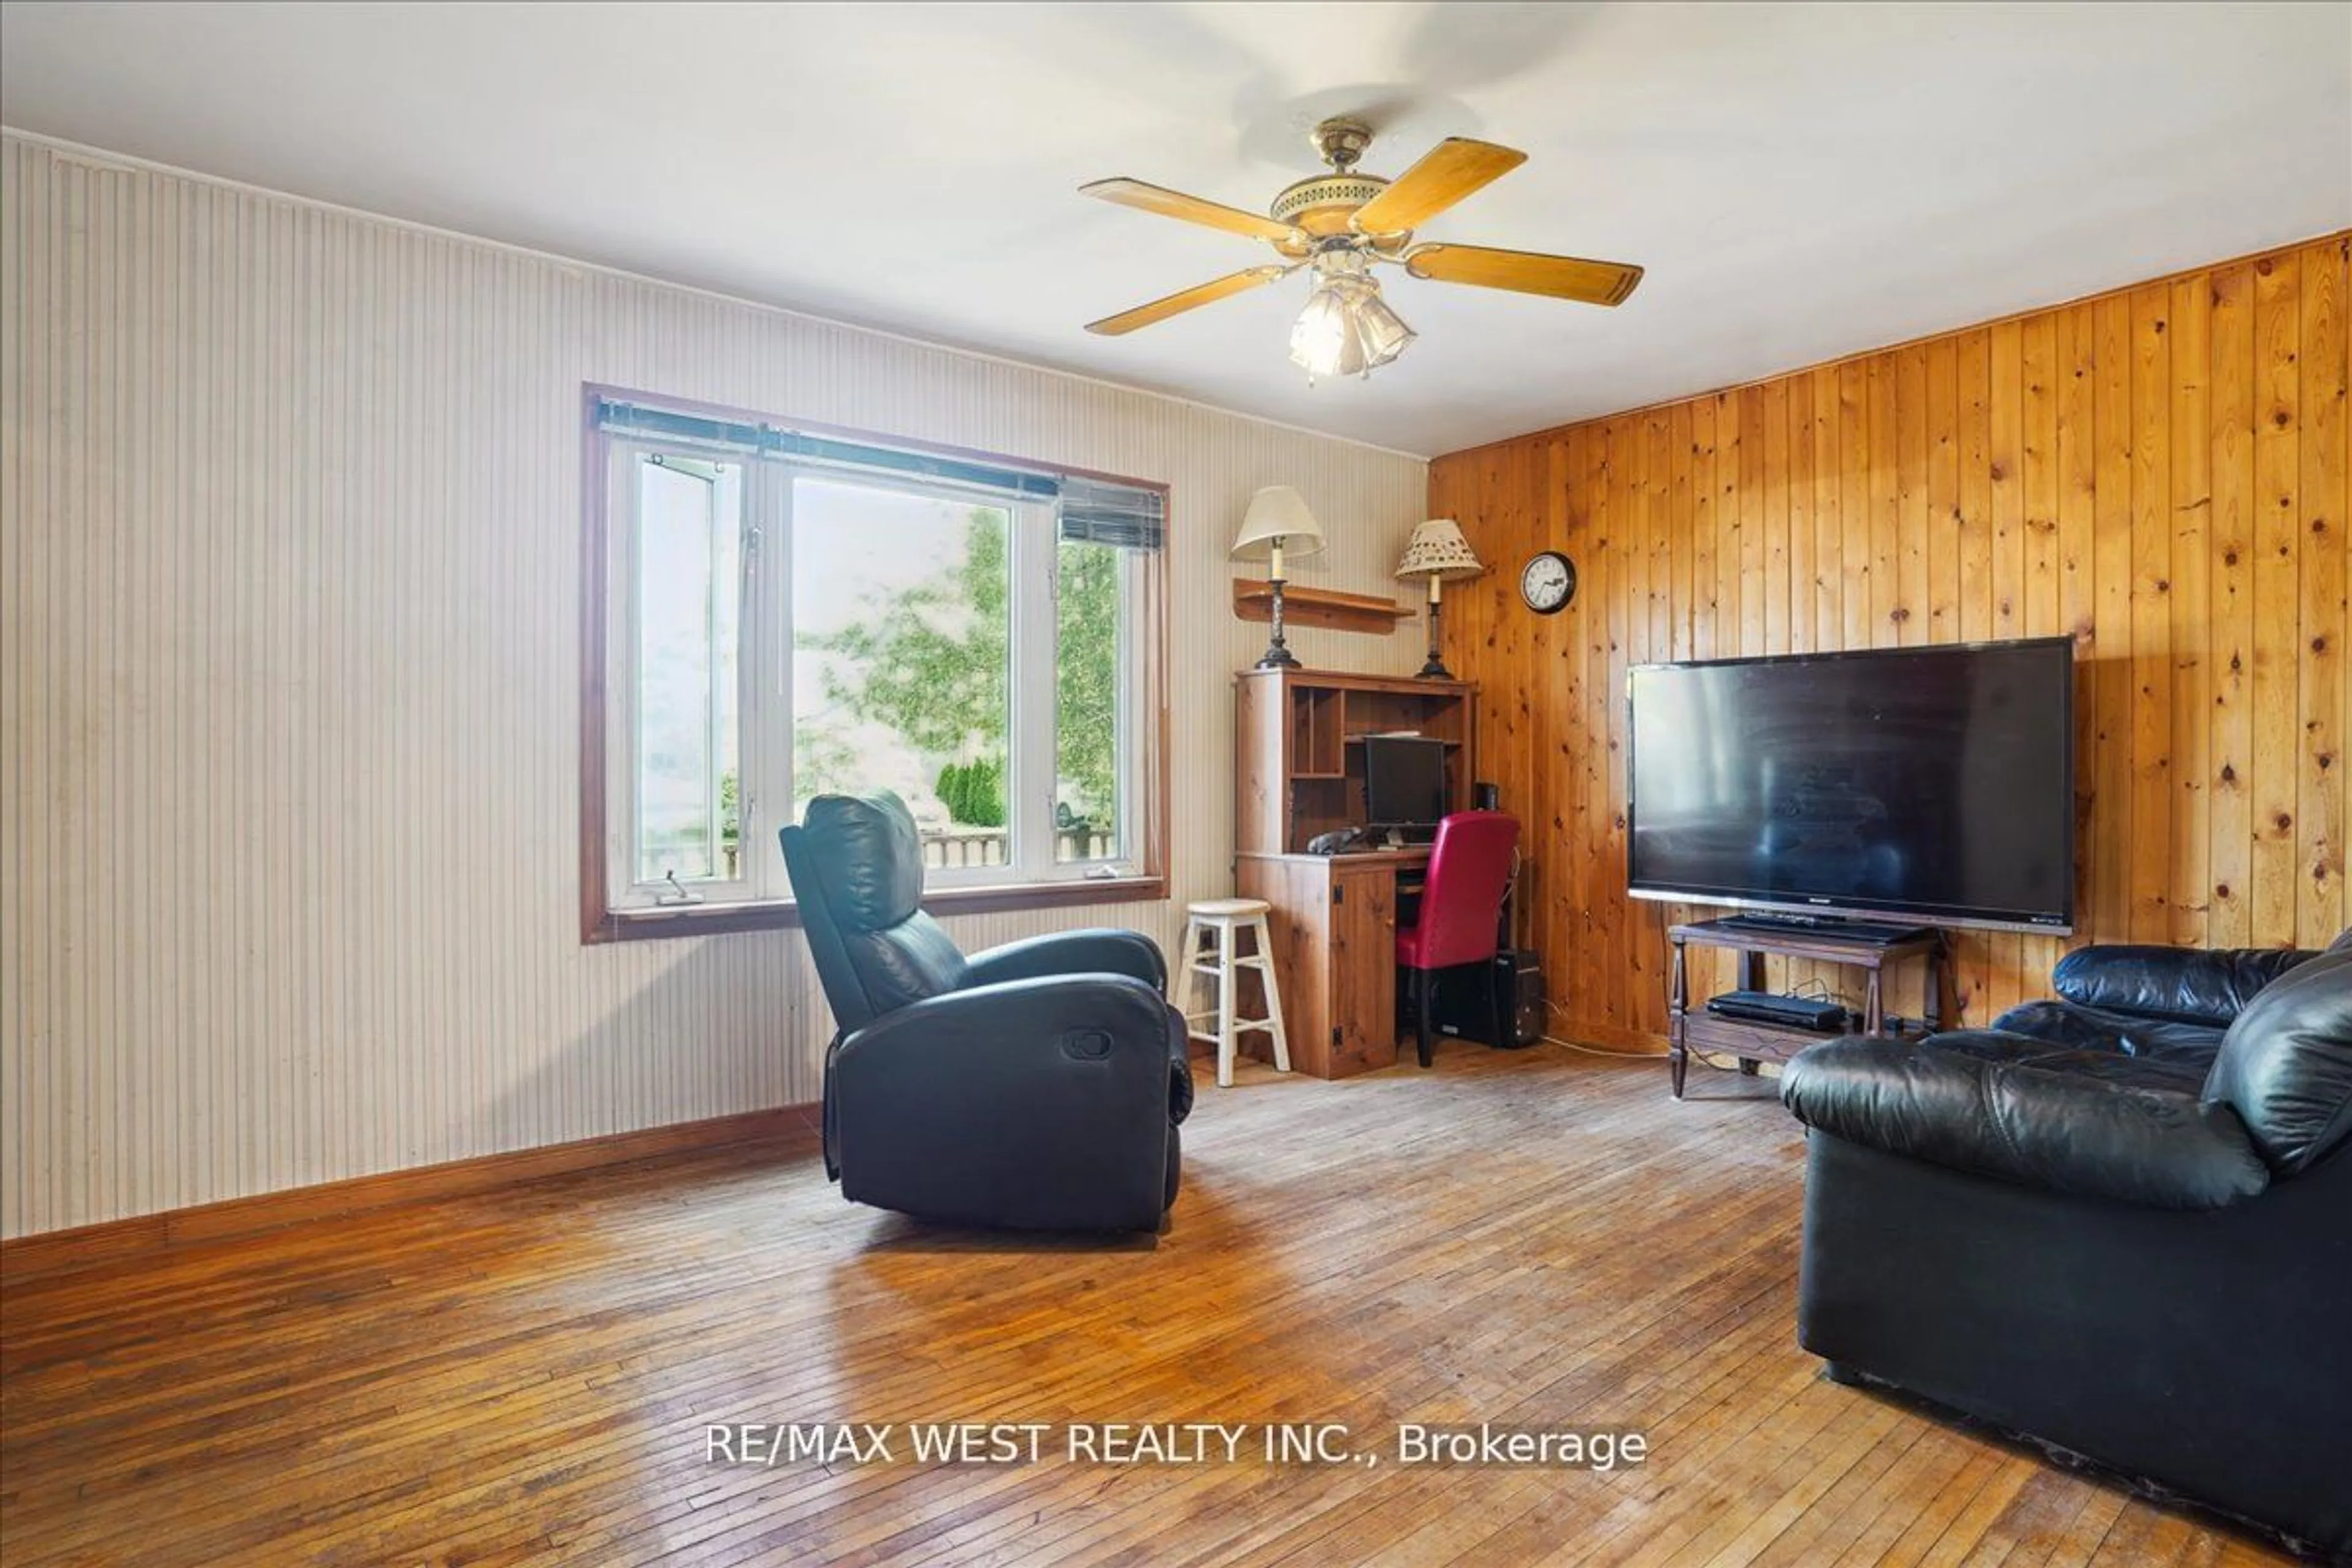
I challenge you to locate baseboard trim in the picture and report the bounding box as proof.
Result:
[0,1102,822,1283]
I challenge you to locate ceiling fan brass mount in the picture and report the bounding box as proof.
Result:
[1264,120,1396,250]
[1306,114,1375,172]
[1080,113,1643,379]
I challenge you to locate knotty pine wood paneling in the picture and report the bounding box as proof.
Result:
[1431,233,2350,1052]
[0,135,1428,1237]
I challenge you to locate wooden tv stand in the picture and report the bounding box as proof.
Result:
[1667,917,1953,1098]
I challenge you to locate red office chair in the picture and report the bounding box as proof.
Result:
[1395,810,1521,1068]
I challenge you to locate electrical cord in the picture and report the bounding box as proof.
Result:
[1531,983,1843,1069]
[1540,997,1667,1058]
[1786,976,1861,1011]
[1534,1000,1800,1076]
[1542,1035,1664,1060]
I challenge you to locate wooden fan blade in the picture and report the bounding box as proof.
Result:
[1085,266,1290,336]
[1080,178,1303,246]
[1351,138,1527,235]
[1405,244,1643,306]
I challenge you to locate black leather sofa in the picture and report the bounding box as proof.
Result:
[1782,936,2352,1558]
[781,790,1192,1233]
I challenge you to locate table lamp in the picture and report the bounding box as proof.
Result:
[1394,518,1484,679]
[1231,485,1327,669]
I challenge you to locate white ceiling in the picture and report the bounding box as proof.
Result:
[3,2,2346,456]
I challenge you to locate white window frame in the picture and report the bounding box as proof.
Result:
[601,431,1148,916]
[1046,535,1145,878]
[606,437,771,909]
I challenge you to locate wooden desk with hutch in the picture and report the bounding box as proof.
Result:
[1231,669,1476,1077]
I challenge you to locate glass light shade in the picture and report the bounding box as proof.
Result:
[1348,286,1414,369]
[1289,271,1414,382]
[1289,285,1355,379]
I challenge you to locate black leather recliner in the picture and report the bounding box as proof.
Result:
[781,790,1192,1233]
[1781,935,2352,1558]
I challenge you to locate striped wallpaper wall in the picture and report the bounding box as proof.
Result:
[0,134,1430,1238]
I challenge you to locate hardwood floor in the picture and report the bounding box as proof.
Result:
[0,1046,2291,1567]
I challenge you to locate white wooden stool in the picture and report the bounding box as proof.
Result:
[1175,899,1291,1087]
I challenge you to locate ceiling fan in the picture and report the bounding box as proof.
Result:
[1080,116,1642,381]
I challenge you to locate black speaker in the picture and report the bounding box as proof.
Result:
[1473,781,1501,811]
[1431,951,1546,1048]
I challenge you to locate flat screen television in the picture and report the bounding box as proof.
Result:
[1627,637,2075,932]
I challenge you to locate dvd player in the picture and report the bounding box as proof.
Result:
[1705,990,1852,1032]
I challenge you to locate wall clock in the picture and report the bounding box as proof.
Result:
[1521,551,1577,614]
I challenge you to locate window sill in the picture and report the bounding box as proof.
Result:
[582,875,1169,944]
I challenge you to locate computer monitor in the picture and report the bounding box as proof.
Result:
[1362,736,1449,830]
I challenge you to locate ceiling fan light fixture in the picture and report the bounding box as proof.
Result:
[1082,118,1638,380]
[1289,271,1414,383]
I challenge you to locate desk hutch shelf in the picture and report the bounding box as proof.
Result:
[1231,669,1477,1079]
[1234,668,1475,855]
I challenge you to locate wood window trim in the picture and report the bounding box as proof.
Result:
[584,875,1172,945]
[579,383,1172,947]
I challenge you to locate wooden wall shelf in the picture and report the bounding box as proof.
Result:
[1232,579,1415,636]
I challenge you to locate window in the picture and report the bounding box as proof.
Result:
[586,391,1164,938]
[630,454,744,888]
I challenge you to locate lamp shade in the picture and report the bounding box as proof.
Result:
[1394,518,1483,580]
[1231,485,1327,562]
